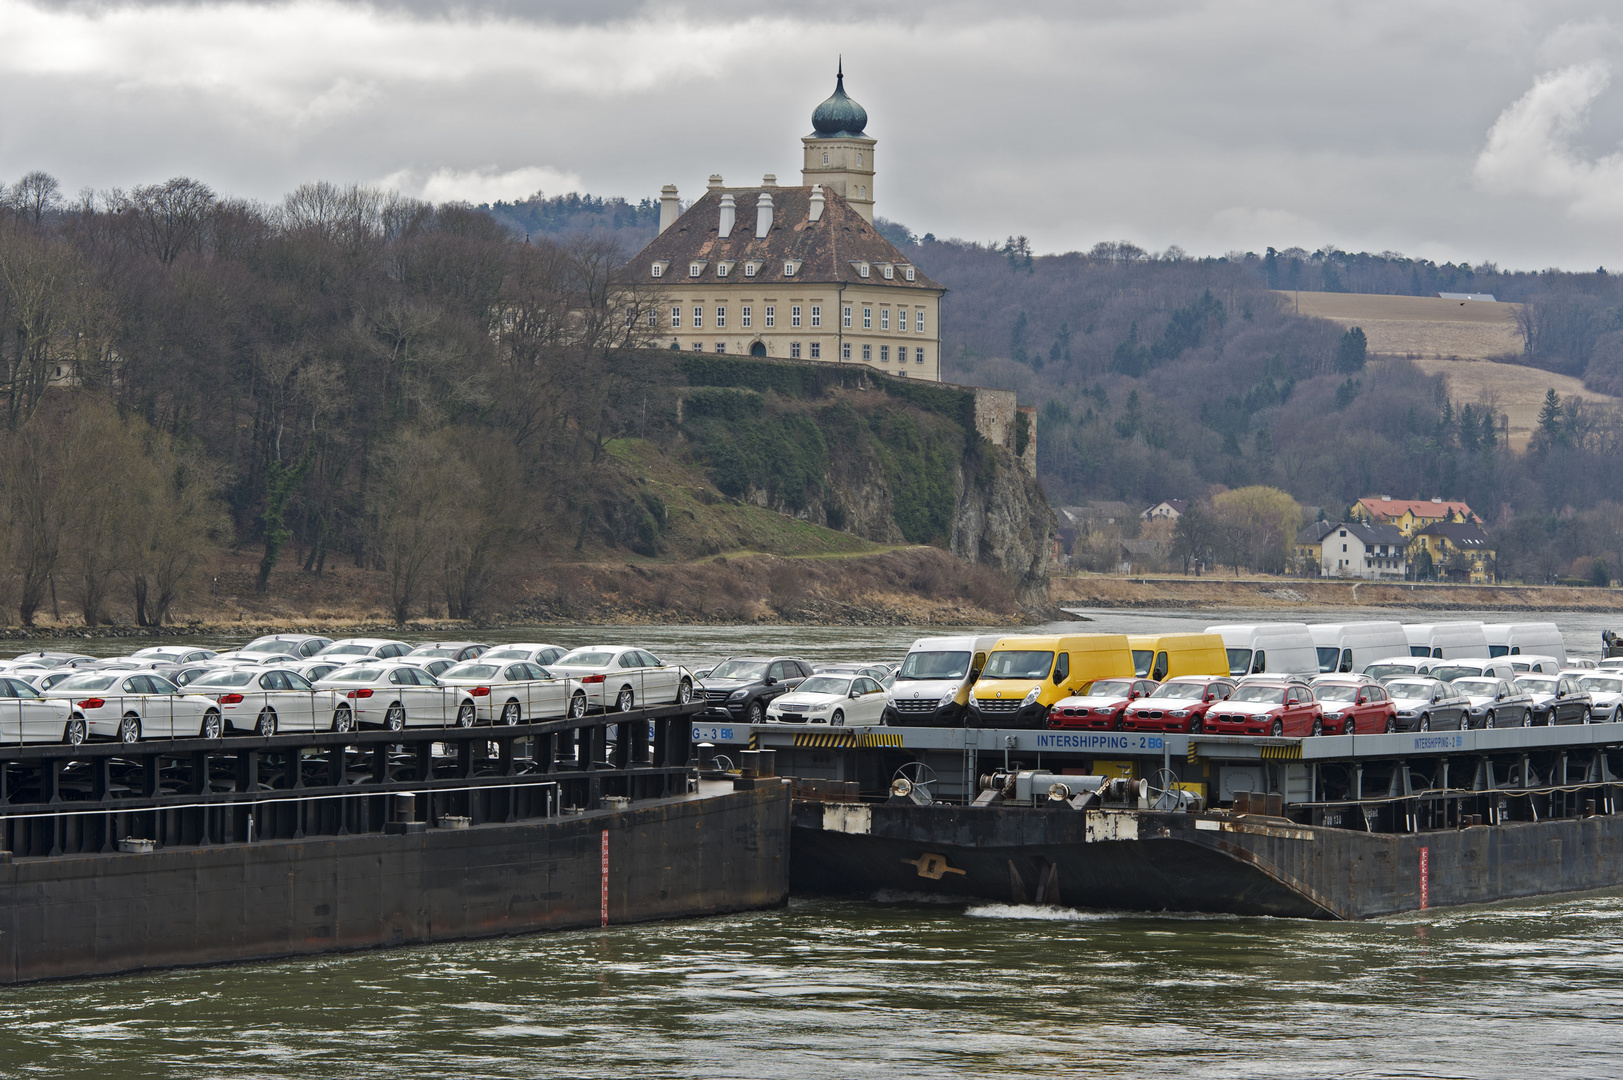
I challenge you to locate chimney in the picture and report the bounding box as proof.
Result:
[708,174,724,191]
[762,173,778,187]
[658,184,679,234]
[718,193,736,238]
[808,184,825,222]
[756,191,773,238]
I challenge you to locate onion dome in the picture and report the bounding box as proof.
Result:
[810,61,868,138]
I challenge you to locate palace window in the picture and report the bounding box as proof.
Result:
[881,345,890,362]
[842,342,852,360]
[742,305,752,328]
[692,342,703,351]
[718,262,730,278]
[715,342,726,354]
[671,306,681,328]
[862,344,872,361]
[765,305,775,328]
[905,267,915,282]
[647,309,657,328]
[689,262,703,277]
[692,306,703,328]
[784,262,796,277]
[651,263,663,278]
[858,263,870,278]
[810,341,821,359]
[882,264,894,280]
[745,262,758,277]
[863,307,872,329]
[915,347,925,364]
[716,306,726,328]
[822,152,829,165]
[880,308,889,331]
[843,305,852,328]
[624,306,634,327]
[791,305,802,328]
[916,310,925,332]
[810,305,821,327]
[790,341,802,359]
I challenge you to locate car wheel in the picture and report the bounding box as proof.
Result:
[569,692,587,719]
[256,709,277,737]
[1583,707,1594,725]
[1270,719,1283,736]
[501,702,521,726]
[64,718,86,746]
[615,688,634,713]
[200,710,223,740]
[1420,715,1431,732]
[1385,717,1396,734]
[831,709,845,727]
[456,703,477,728]
[386,704,406,731]
[677,678,692,705]
[1523,710,1533,727]
[746,700,765,725]
[332,705,354,733]
[1343,718,1355,736]
[119,714,141,744]
[1311,717,1323,736]
[1484,711,1495,730]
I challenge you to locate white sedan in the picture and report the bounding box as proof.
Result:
[43,671,224,743]
[437,660,575,726]
[480,643,569,666]
[313,662,453,730]
[186,667,348,734]
[0,676,78,745]
[549,646,694,713]
[130,646,219,665]
[765,674,887,726]
[314,638,412,662]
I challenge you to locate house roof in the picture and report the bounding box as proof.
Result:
[1416,521,1492,548]
[1343,522,1407,547]
[1356,496,1477,523]
[1143,499,1188,516]
[627,185,941,292]
[1296,521,1335,545]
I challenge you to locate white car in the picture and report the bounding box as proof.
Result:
[1577,673,1623,722]
[314,638,413,662]
[407,641,490,663]
[8,652,96,669]
[398,657,456,679]
[283,659,349,684]
[0,676,78,745]
[437,660,575,726]
[1567,658,1599,670]
[765,673,887,725]
[130,646,219,664]
[480,643,569,666]
[548,646,694,713]
[213,635,331,662]
[43,670,224,743]
[313,662,452,730]
[186,667,347,735]
[13,670,77,693]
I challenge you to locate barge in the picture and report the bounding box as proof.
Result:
[694,719,1623,919]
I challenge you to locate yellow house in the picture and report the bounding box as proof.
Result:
[1351,496,1478,539]
[1294,521,1334,573]
[1412,521,1496,583]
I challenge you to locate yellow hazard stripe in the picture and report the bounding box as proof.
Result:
[792,732,857,748]
[858,733,904,748]
[749,731,759,750]
[1260,744,1302,760]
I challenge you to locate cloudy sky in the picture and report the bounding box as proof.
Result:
[6,0,1623,268]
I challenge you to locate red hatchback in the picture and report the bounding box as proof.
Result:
[1121,677,1235,733]
[1202,680,1322,736]
[1311,678,1396,735]
[1048,678,1159,730]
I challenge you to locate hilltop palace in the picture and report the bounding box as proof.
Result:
[632,65,945,380]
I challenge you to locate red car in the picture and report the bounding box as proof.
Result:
[1121,677,1235,733]
[1310,678,1396,735]
[1202,679,1322,736]
[1048,678,1159,730]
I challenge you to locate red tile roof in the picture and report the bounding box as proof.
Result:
[1356,497,1478,523]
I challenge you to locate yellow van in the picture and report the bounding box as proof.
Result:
[1128,634,1230,682]
[968,634,1135,728]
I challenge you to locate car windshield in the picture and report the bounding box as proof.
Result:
[708,660,769,681]
[1230,685,1284,704]
[984,650,1054,680]
[897,651,971,680]
[1225,649,1253,677]
[1365,664,1418,680]
[189,671,256,688]
[1518,677,1557,693]
[483,648,534,661]
[1148,681,1204,699]
[412,647,460,658]
[1582,678,1623,694]
[1316,647,1341,673]
[557,650,616,667]
[1453,678,1501,695]
[56,673,119,692]
[326,668,381,683]
[1431,666,1484,683]
[1084,679,1135,698]
[241,640,295,654]
[1387,681,1435,698]
[444,663,500,680]
[797,676,852,696]
[1315,685,1359,702]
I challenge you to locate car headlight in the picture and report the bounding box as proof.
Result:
[938,690,958,707]
[729,689,748,700]
[1169,710,1189,718]
[1325,711,1343,720]
[1022,687,1041,707]
[808,703,829,712]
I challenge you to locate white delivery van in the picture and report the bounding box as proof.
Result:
[883,634,1002,726]
[1308,622,1410,674]
[1482,622,1567,664]
[1403,622,1490,659]
[1205,624,1320,678]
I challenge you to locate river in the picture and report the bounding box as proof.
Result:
[3,610,1620,1077]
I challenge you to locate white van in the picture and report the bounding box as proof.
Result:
[1204,624,1320,678]
[1309,622,1409,674]
[1482,622,1567,664]
[1403,622,1489,659]
[1508,654,1564,675]
[883,634,1002,726]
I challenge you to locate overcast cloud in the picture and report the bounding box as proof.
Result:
[6,0,1623,268]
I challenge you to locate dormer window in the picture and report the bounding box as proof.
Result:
[882,264,894,280]
[905,266,916,282]
[651,261,668,278]
[857,262,870,278]
[689,261,705,277]
[717,261,733,278]
[784,261,800,277]
[744,262,759,277]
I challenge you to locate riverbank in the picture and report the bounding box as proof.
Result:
[1051,574,1623,613]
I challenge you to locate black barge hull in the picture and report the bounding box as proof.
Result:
[791,801,1623,920]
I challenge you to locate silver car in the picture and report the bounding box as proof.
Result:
[549,646,694,713]
[313,662,453,730]
[437,660,575,726]
[186,667,346,735]
[0,676,77,745]
[1578,673,1623,722]
[42,670,223,743]
[480,643,569,666]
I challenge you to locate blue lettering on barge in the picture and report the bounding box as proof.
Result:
[1035,733,1164,751]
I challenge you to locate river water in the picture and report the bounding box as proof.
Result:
[5,609,1623,1078]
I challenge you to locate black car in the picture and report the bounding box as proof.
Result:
[699,656,813,723]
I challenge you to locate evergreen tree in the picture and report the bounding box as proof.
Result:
[1335,327,1368,373]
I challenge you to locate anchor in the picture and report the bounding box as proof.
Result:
[902,852,966,880]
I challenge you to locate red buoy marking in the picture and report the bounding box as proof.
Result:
[601,829,610,927]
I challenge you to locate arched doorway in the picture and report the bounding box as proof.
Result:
[750,341,767,357]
